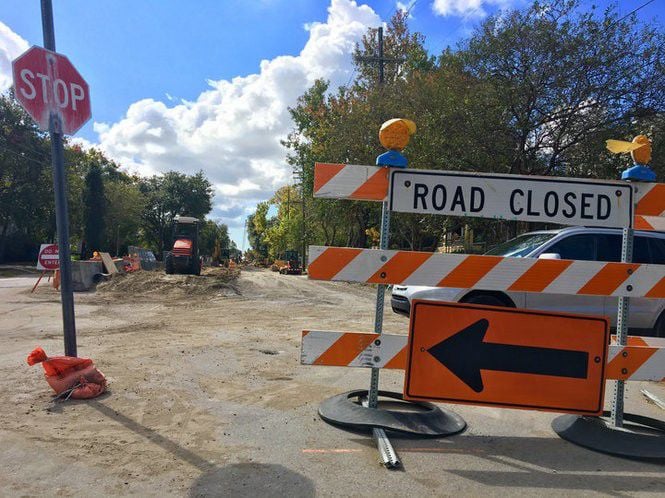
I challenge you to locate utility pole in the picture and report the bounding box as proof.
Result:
[300,181,306,270]
[354,27,401,85]
[241,218,247,254]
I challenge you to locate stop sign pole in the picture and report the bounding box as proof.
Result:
[42,0,77,357]
[14,1,92,358]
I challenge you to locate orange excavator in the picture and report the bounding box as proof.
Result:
[165,216,202,275]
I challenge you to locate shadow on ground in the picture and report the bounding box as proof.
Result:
[348,431,665,494]
[56,399,315,497]
[189,463,315,498]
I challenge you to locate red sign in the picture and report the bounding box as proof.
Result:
[12,46,91,135]
[403,301,609,415]
[37,244,59,271]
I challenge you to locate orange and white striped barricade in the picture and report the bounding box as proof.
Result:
[315,162,464,468]
[314,163,389,202]
[315,162,665,232]
[302,330,665,383]
[307,246,665,298]
[308,161,665,460]
[633,182,665,231]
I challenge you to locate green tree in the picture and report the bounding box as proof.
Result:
[459,0,665,177]
[199,219,234,257]
[82,163,106,255]
[104,179,145,256]
[139,171,214,255]
[264,185,303,259]
[247,201,271,259]
[0,93,52,262]
[278,1,665,254]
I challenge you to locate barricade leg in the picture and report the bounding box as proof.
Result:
[552,227,665,458]
[316,201,466,468]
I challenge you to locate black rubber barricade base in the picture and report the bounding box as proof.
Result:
[318,390,466,437]
[552,411,665,459]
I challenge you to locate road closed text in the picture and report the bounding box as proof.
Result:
[390,171,632,227]
[508,189,612,220]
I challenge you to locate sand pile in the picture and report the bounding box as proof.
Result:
[96,267,240,299]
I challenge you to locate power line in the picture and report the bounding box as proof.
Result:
[0,145,50,168]
[615,0,658,25]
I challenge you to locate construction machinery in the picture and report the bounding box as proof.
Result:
[278,250,303,275]
[165,216,202,275]
[270,258,287,272]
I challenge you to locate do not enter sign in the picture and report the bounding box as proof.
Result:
[12,46,91,135]
[37,244,59,270]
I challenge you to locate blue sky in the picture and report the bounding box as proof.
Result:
[1,0,662,248]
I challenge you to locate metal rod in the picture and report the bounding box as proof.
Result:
[611,226,633,427]
[369,200,390,408]
[361,398,400,469]
[301,180,306,270]
[365,27,399,469]
[42,0,77,357]
[41,0,56,50]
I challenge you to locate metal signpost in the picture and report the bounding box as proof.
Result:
[612,226,633,427]
[366,199,400,467]
[11,0,91,356]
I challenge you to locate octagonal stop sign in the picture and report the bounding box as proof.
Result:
[12,46,91,135]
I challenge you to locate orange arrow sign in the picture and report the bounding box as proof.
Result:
[404,301,609,415]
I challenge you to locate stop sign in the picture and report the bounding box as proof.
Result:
[12,46,91,135]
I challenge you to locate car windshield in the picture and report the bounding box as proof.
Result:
[485,232,557,258]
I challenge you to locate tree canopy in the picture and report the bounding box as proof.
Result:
[262,0,665,258]
[0,92,223,262]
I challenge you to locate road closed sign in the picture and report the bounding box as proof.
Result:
[37,244,59,270]
[403,301,609,415]
[390,170,633,228]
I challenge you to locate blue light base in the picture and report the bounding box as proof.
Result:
[621,164,656,182]
[376,150,407,168]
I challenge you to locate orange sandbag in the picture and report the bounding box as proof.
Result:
[27,347,107,399]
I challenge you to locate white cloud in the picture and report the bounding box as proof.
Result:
[397,1,417,17]
[432,0,514,18]
[0,22,30,93]
[68,136,96,150]
[96,0,380,232]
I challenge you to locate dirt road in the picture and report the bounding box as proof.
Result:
[1,269,663,496]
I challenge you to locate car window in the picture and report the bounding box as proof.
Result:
[596,234,621,262]
[648,238,665,265]
[547,234,596,261]
[633,237,650,264]
[484,233,556,257]
[585,233,650,263]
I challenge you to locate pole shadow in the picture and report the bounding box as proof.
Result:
[50,399,315,497]
[189,463,315,498]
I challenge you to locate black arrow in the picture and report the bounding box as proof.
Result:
[427,319,589,393]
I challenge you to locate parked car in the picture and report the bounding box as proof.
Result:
[391,227,665,337]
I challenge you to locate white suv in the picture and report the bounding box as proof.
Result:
[390,227,665,337]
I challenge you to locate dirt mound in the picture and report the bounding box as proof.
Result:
[96,267,240,299]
